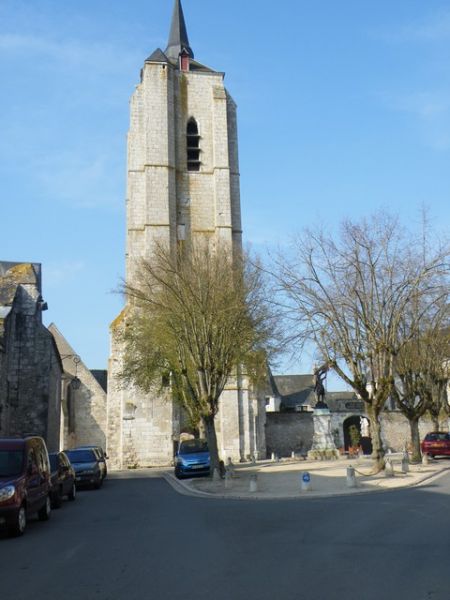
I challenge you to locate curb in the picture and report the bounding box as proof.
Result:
[162,465,450,502]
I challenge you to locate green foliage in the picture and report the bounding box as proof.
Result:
[119,242,278,425]
[348,424,361,448]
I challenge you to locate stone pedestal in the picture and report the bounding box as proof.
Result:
[308,408,339,460]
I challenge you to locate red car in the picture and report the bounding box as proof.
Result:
[0,437,52,536]
[421,432,450,458]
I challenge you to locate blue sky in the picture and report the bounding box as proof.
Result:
[1,0,450,378]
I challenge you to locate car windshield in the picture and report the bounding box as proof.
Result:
[426,433,449,442]
[0,450,24,477]
[179,440,208,454]
[66,450,96,463]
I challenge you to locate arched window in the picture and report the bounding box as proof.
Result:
[186,118,201,172]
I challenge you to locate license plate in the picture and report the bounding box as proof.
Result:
[191,465,204,470]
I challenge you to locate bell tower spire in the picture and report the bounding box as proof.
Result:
[165,0,194,60]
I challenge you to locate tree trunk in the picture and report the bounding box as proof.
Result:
[366,403,385,471]
[203,414,221,478]
[409,417,422,463]
[431,414,440,431]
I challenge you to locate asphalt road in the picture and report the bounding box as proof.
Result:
[1,470,450,600]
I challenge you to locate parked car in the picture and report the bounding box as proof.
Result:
[65,448,103,489]
[49,451,76,508]
[0,436,52,537]
[174,439,210,479]
[75,446,108,480]
[421,432,450,458]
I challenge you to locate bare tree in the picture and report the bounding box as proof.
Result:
[119,242,278,476]
[391,325,449,462]
[424,339,450,432]
[275,212,449,470]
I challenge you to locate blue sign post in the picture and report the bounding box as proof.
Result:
[301,471,311,491]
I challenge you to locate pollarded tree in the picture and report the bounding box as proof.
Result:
[275,212,449,470]
[391,325,449,462]
[119,242,278,477]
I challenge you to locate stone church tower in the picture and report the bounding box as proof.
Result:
[107,0,266,469]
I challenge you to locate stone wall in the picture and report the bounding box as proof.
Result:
[265,409,450,458]
[380,412,448,451]
[266,413,314,458]
[0,263,62,451]
[48,323,107,453]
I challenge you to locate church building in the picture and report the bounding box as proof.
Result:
[107,0,267,469]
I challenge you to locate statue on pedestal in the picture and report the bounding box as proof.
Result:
[308,362,339,460]
[313,363,329,409]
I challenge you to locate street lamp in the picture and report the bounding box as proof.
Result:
[60,354,82,390]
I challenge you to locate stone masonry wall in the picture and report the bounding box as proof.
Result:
[0,266,62,451]
[266,410,450,459]
[266,413,314,458]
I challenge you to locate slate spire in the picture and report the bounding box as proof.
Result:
[165,0,194,60]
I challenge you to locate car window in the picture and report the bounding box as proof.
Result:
[66,449,97,463]
[426,433,448,441]
[0,450,24,477]
[179,440,209,454]
[37,445,48,473]
[27,450,37,472]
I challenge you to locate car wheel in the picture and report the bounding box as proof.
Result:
[94,478,102,490]
[8,505,27,537]
[175,466,184,480]
[68,483,76,501]
[38,496,51,521]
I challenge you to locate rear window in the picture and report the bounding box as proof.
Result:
[0,450,24,477]
[425,433,449,441]
[66,449,97,463]
[179,440,209,454]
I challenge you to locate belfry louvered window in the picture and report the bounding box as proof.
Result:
[186,118,201,171]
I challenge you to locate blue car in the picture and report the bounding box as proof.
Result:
[175,439,210,479]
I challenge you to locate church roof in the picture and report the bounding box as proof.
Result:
[165,0,194,60]
[145,48,168,64]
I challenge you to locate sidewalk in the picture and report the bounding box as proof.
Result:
[163,455,450,500]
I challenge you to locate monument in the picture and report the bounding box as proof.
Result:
[308,364,339,460]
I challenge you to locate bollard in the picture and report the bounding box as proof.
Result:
[271,452,276,462]
[301,472,311,492]
[249,474,258,493]
[213,468,221,482]
[384,459,394,477]
[401,453,409,474]
[291,451,296,460]
[225,470,233,489]
[422,453,429,466]
[346,465,357,488]
[226,457,236,478]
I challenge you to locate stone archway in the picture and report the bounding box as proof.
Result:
[343,416,361,451]
[343,415,372,455]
